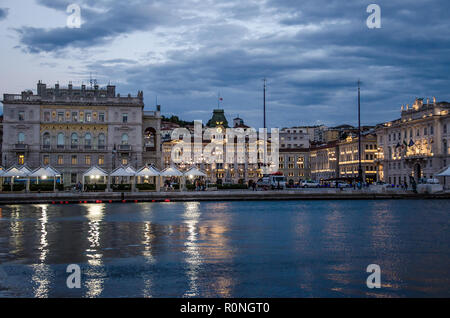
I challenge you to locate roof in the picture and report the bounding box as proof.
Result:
[184,167,207,177]
[160,166,184,177]
[83,166,108,177]
[136,165,160,177]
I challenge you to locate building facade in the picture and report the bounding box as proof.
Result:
[375,98,450,186]
[278,148,310,184]
[309,141,339,181]
[338,133,377,183]
[2,81,161,186]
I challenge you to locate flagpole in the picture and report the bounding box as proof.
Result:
[358,79,362,184]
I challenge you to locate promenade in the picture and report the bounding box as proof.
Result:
[0,188,449,205]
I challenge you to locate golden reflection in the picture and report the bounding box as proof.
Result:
[142,221,155,298]
[183,202,201,297]
[84,204,105,298]
[31,204,50,298]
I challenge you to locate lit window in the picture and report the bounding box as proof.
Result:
[86,112,92,122]
[122,158,128,165]
[43,155,50,165]
[18,154,25,165]
[85,155,91,165]
[71,155,77,165]
[98,155,105,165]
[58,112,64,122]
[58,155,64,165]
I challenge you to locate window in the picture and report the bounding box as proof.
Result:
[122,157,128,165]
[122,113,128,123]
[58,112,64,122]
[444,124,448,134]
[44,112,50,122]
[43,155,50,165]
[18,111,25,121]
[18,154,25,165]
[99,112,105,122]
[18,132,25,144]
[57,155,64,165]
[85,155,91,165]
[98,133,105,149]
[43,133,50,148]
[121,133,129,145]
[84,133,92,149]
[430,125,434,135]
[98,155,105,166]
[86,112,92,122]
[71,133,78,149]
[57,133,65,149]
[72,112,78,122]
[71,173,77,184]
[71,155,78,165]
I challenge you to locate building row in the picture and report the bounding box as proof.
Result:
[1,82,449,188]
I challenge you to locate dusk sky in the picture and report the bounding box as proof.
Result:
[1,0,449,128]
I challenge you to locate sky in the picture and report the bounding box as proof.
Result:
[0,0,450,128]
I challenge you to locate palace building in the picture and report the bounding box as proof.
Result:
[1,81,161,186]
[375,98,450,186]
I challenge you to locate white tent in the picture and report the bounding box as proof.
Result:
[160,166,184,191]
[2,166,30,191]
[436,166,450,190]
[436,166,450,177]
[135,165,161,191]
[136,165,160,177]
[160,166,184,177]
[184,167,207,178]
[29,166,62,191]
[82,166,109,191]
[110,166,135,177]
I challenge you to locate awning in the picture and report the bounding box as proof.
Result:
[136,165,160,177]
[3,166,29,177]
[184,167,207,177]
[110,166,136,177]
[83,166,108,177]
[436,166,450,177]
[29,166,61,178]
[160,166,183,177]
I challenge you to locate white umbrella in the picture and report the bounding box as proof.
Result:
[83,166,108,177]
[110,166,135,177]
[436,166,450,177]
[3,166,29,177]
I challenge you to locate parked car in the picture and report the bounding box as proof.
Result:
[301,180,320,188]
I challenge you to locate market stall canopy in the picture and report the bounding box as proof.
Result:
[136,165,160,177]
[19,166,32,175]
[3,166,29,177]
[110,166,136,177]
[436,166,450,177]
[0,166,4,177]
[184,167,207,177]
[29,166,61,178]
[160,166,184,177]
[83,166,108,178]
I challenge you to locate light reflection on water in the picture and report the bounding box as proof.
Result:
[0,200,449,298]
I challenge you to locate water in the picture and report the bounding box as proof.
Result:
[0,200,449,298]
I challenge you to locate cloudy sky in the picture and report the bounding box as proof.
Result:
[1,0,449,128]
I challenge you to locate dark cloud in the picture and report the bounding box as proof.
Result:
[15,0,450,127]
[0,8,8,21]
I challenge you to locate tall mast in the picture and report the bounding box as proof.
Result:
[263,78,267,129]
[358,79,362,183]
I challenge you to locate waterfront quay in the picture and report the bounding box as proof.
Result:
[0,189,449,205]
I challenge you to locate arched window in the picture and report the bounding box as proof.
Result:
[85,133,92,149]
[43,133,50,148]
[144,127,156,151]
[98,133,105,149]
[121,133,129,145]
[18,132,25,144]
[71,133,78,149]
[57,133,65,149]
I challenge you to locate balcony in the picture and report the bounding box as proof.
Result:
[14,144,28,151]
[118,144,132,152]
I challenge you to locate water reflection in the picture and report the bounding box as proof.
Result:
[84,204,105,298]
[183,202,201,297]
[31,204,51,298]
